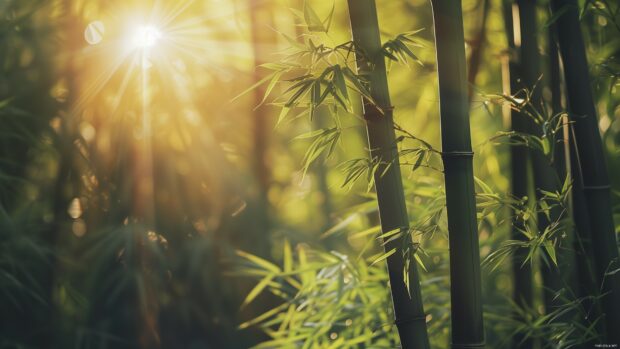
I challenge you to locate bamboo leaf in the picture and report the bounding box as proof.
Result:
[349,225,382,239]
[474,176,494,194]
[543,240,558,266]
[323,2,335,32]
[242,274,275,308]
[370,248,396,266]
[377,227,402,240]
[294,129,324,140]
[260,71,283,106]
[238,303,289,329]
[236,250,281,273]
[231,71,278,103]
[332,65,349,106]
[276,107,291,127]
[414,252,427,272]
[303,1,325,32]
[544,4,574,27]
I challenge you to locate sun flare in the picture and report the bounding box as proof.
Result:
[132,25,162,49]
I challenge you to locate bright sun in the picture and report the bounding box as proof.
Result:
[133,25,162,48]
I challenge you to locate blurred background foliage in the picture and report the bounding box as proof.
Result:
[0,0,618,348]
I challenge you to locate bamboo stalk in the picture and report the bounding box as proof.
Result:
[554,19,603,329]
[467,0,491,103]
[346,1,430,348]
[516,0,570,321]
[550,0,620,343]
[569,129,604,338]
[501,2,534,347]
[430,1,485,347]
[534,10,583,340]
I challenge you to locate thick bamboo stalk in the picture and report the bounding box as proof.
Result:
[430,1,485,347]
[569,131,604,339]
[501,2,534,347]
[536,13,583,341]
[346,1,430,348]
[550,0,620,342]
[554,21,603,330]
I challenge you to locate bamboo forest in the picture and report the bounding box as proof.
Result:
[1,0,620,348]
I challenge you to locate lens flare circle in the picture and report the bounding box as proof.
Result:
[85,21,105,45]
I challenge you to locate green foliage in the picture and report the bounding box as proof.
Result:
[236,242,399,348]
[579,0,620,31]
[295,127,342,178]
[481,174,573,271]
[486,295,601,349]
[0,204,53,349]
[483,85,567,162]
[381,30,424,70]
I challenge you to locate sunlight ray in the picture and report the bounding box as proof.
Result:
[157,0,196,28]
[110,55,141,115]
[73,42,135,114]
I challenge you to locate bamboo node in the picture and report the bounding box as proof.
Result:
[394,314,427,326]
[582,184,611,191]
[441,151,474,159]
[450,342,486,348]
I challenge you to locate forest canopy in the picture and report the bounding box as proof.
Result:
[0,0,619,348]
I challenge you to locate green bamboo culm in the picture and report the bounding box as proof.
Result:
[429,1,485,348]
[518,0,577,326]
[501,2,534,347]
[550,0,620,343]
[545,6,581,309]
[549,11,602,331]
[346,1,430,348]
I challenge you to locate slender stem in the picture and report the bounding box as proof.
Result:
[347,1,430,348]
[467,0,491,103]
